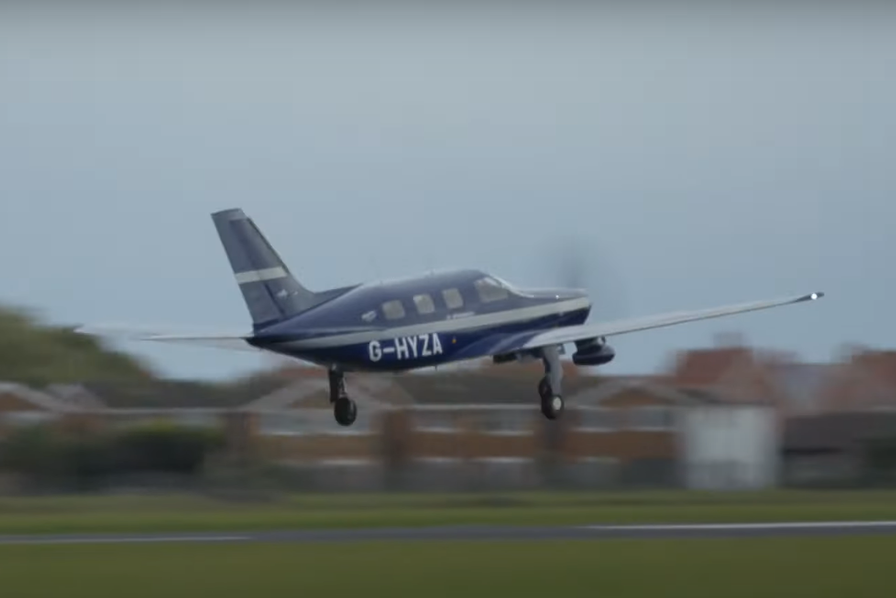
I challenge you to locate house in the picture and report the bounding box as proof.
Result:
[43,384,107,410]
[237,374,416,491]
[561,376,691,488]
[0,382,79,436]
[237,363,609,491]
[663,335,815,423]
[393,364,607,490]
[764,362,838,416]
[817,348,896,413]
[563,376,778,490]
[782,411,896,487]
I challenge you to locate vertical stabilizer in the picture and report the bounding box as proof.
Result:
[211,208,318,329]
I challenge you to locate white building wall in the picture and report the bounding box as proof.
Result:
[679,406,779,490]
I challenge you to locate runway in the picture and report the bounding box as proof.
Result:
[2,521,896,545]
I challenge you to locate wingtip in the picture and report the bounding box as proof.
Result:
[807,291,825,301]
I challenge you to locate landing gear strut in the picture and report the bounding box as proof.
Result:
[329,369,357,427]
[538,345,564,420]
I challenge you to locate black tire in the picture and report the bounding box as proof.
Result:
[540,394,563,420]
[334,397,357,426]
[538,377,552,400]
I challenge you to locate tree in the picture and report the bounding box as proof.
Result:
[0,305,153,385]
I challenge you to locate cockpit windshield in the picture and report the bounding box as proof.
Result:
[485,275,540,299]
[489,276,517,290]
[474,276,512,303]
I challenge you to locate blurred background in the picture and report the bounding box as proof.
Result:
[1,2,893,494]
[0,4,895,594]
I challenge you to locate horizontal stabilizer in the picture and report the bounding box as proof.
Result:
[73,324,260,352]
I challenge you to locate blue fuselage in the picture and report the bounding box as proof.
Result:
[247,269,591,372]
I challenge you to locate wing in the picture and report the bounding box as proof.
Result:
[73,324,260,352]
[520,291,824,351]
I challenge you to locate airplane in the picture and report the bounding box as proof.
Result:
[75,208,825,426]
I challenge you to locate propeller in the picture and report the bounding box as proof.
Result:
[543,236,628,324]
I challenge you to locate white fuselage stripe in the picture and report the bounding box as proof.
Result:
[235,267,288,284]
[279,297,591,350]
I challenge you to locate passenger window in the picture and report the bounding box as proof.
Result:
[413,294,435,315]
[381,300,406,320]
[442,288,464,309]
[474,277,509,303]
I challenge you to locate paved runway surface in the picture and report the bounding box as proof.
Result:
[3,521,896,545]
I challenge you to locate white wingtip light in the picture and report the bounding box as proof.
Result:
[810,292,824,300]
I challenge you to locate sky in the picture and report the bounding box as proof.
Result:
[1,5,894,380]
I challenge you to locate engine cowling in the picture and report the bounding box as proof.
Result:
[572,337,616,366]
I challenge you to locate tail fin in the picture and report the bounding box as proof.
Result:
[211,208,320,329]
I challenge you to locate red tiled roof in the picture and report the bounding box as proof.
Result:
[819,350,896,412]
[852,350,896,388]
[670,347,753,387]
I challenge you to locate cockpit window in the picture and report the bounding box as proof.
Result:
[474,277,510,303]
[381,300,406,320]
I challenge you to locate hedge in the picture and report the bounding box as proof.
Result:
[0,421,226,487]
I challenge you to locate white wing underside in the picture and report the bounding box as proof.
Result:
[521,291,824,350]
[74,291,824,353]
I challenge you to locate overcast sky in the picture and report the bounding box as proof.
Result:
[1,5,893,380]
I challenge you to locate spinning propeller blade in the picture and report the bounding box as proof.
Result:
[545,236,628,323]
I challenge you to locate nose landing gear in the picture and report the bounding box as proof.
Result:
[538,345,564,420]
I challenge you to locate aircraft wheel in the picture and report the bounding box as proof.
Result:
[334,397,357,426]
[540,394,564,420]
[538,376,552,400]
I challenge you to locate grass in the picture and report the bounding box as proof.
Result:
[1,489,896,534]
[1,536,894,597]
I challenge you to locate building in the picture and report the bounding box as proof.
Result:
[782,411,896,487]
[818,348,896,412]
[2,340,886,492]
[563,377,778,490]
[0,383,74,432]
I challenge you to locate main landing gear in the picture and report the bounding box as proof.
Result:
[329,369,357,427]
[538,345,564,420]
